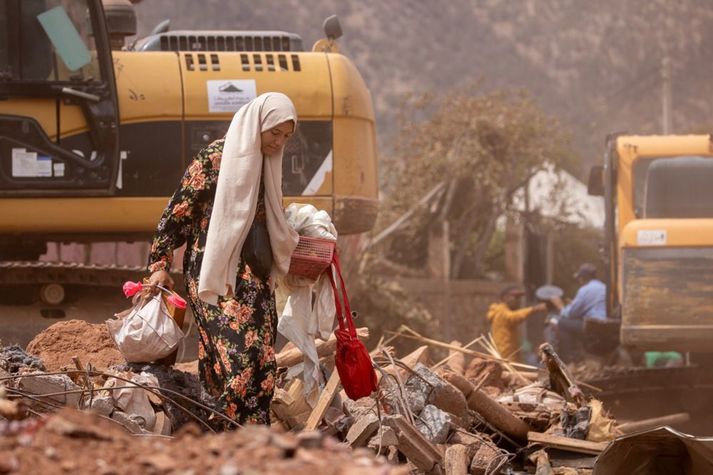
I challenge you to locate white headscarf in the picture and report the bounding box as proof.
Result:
[198,93,299,305]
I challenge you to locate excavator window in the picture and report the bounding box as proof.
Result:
[39,0,101,82]
[0,0,101,82]
[0,5,8,80]
[37,5,93,73]
[643,156,713,218]
[634,156,713,218]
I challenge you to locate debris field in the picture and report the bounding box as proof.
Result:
[0,320,628,474]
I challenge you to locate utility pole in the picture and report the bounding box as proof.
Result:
[661,53,673,134]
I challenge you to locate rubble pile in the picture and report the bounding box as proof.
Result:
[1,347,217,437]
[0,323,622,474]
[269,336,620,474]
[0,407,403,475]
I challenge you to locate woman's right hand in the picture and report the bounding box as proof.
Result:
[147,270,174,295]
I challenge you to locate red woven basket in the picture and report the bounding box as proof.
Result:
[288,236,336,279]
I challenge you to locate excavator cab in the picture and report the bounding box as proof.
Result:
[0,0,119,196]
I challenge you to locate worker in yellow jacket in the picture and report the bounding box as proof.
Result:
[487,286,547,361]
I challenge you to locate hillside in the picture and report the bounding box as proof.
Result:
[132,0,713,173]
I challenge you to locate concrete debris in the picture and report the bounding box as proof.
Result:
[414,365,469,421]
[323,405,352,437]
[497,386,564,431]
[346,412,379,447]
[0,345,45,373]
[0,325,622,474]
[470,442,504,475]
[124,362,212,429]
[18,373,81,407]
[111,410,151,434]
[561,405,592,440]
[368,426,399,450]
[105,372,159,431]
[89,396,114,417]
[343,396,379,420]
[403,370,429,414]
[415,404,451,444]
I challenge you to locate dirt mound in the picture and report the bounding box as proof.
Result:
[0,408,403,475]
[25,320,124,371]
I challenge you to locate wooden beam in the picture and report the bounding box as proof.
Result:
[527,432,609,455]
[383,414,443,473]
[380,345,430,381]
[444,444,470,475]
[387,326,537,370]
[304,370,342,431]
[618,412,690,434]
[444,372,531,440]
[276,327,369,368]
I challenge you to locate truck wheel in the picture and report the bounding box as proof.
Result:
[39,283,65,305]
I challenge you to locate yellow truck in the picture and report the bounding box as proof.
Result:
[0,0,377,302]
[588,134,713,352]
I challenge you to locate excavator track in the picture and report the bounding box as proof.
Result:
[0,261,147,287]
[585,366,713,396]
[0,261,183,288]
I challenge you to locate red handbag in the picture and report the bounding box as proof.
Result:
[328,254,378,400]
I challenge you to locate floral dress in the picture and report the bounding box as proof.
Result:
[148,139,277,426]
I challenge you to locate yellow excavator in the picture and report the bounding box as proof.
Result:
[585,135,713,434]
[588,134,713,353]
[0,0,378,305]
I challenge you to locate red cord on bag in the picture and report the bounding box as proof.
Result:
[328,253,378,400]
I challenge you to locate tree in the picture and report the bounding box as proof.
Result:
[380,86,575,279]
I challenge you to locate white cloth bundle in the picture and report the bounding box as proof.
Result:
[278,204,338,404]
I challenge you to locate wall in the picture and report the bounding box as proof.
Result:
[395,277,514,345]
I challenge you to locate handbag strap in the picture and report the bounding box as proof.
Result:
[327,270,345,332]
[328,252,357,338]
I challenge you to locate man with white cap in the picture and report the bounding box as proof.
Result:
[548,262,607,361]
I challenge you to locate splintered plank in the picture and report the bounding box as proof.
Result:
[304,370,342,431]
[527,432,609,455]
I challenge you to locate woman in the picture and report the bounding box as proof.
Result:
[146,93,299,426]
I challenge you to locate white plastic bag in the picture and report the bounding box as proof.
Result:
[107,294,184,363]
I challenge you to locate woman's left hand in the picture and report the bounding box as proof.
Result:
[147,270,174,295]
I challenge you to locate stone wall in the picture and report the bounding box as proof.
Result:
[395,277,515,345]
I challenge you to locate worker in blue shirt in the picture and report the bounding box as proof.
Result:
[548,263,607,361]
